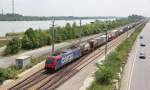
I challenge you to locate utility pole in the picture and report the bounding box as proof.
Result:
[51,17,56,55]
[79,19,82,45]
[127,26,129,38]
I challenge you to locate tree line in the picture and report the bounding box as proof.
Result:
[128,15,145,22]
[0,13,118,21]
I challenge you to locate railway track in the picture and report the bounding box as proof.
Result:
[22,40,118,90]
[8,69,45,90]
[8,23,141,90]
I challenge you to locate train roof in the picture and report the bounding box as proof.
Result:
[111,30,118,32]
[95,37,101,39]
[89,39,96,42]
[100,35,106,37]
[48,55,61,60]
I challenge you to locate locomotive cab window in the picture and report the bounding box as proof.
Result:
[46,59,55,64]
[46,59,53,64]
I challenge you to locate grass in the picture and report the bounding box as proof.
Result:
[5,32,24,38]
[88,81,112,90]
[0,39,8,47]
[0,32,23,48]
[0,66,23,84]
[25,56,46,69]
[87,23,146,90]
[0,32,24,47]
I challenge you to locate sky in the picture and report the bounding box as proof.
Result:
[0,0,150,17]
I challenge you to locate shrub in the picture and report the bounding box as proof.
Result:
[0,66,23,84]
[96,67,114,85]
[5,66,23,79]
[0,68,7,84]
[21,35,33,49]
[4,37,21,55]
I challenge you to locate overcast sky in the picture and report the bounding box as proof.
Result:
[0,0,150,17]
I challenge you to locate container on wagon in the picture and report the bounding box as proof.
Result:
[111,30,119,38]
[80,42,91,54]
[106,32,112,41]
[100,35,107,43]
[88,39,98,49]
[95,37,104,46]
[128,25,133,29]
[122,26,128,32]
[118,29,123,35]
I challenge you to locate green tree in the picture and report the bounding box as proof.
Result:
[64,23,74,39]
[55,27,63,43]
[22,35,33,49]
[96,67,114,85]
[22,28,41,49]
[4,38,21,55]
[45,31,52,45]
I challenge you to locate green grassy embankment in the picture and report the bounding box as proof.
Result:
[87,23,146,90]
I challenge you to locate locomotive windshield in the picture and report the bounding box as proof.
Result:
[46,58,54,64]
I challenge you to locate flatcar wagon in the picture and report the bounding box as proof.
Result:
[88,39,98,50]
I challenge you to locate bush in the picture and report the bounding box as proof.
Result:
[96,67,114,85]
[4,37,21,55]
[0,68,7,84]
[0,66,23,84]
[22,35,33,49]
[5,66,22,79]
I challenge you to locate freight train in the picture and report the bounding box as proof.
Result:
[45,21,142,71]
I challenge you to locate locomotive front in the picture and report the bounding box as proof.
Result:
[45,56,61,70]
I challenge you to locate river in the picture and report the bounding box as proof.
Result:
[0,19,114,36]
